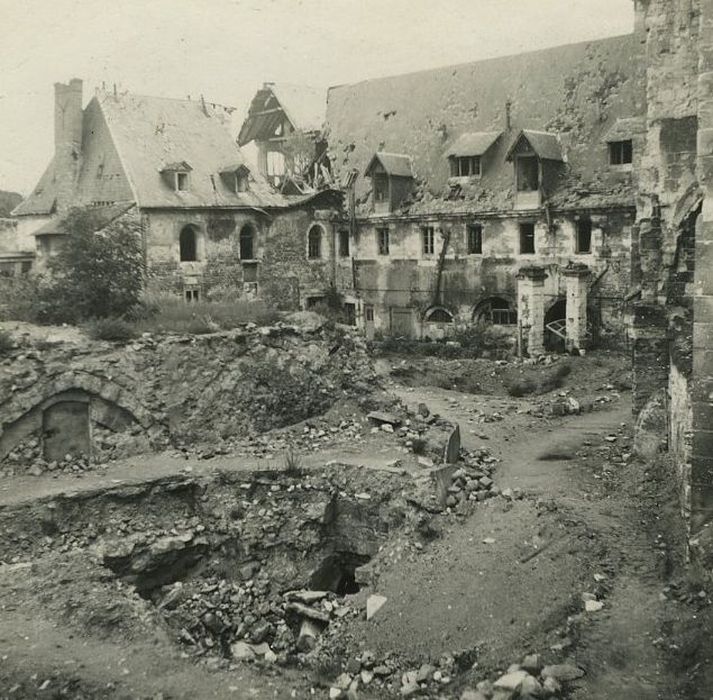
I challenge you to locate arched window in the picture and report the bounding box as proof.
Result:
[473,297,517,325]
[179,225,198,262]
[308,225,322,259]
[425,307,454,323]
[240,224,255,260]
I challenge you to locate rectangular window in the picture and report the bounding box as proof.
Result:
[575,219,592,254]
[184,287,200,302]
[516,156,539,192]
[519,222,536,254]
[422,226,435,256]
[450,156,481,177]
[466,224,483,254]
[339,230,350,257]
[176,172,189,191]
[365,305,375,322]
[609,140,633,165]
[374,175,388,202]
[377,228,390,256]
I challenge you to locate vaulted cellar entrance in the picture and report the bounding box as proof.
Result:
[545,298,567,353]
[42,399,91,461]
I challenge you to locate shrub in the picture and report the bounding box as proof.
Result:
[0,329,14,355]
[85,317,138,342]
[283,449,304,477]
[38,207,144,323]
[505,377,538,397]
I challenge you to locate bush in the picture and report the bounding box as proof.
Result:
[38,207,144,323]
[85,317,138,342]
[505,377,538,397]
[0,329,14,355]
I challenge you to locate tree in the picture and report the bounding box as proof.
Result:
[40,207,144,322]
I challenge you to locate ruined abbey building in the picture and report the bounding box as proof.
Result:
[11,79,341,307]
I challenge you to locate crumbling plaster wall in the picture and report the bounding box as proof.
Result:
[347,209,632,338]
[0,324,376,470]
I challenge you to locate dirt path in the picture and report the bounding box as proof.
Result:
[385,382,683,699]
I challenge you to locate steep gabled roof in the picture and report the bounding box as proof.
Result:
[238,83,326,145]
[446,132,502,158]
[365,152,414,178]
[12,159,57,216]
[326,33,644,215]
[505,130,564,162]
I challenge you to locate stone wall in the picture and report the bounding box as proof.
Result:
[0,320,376,470]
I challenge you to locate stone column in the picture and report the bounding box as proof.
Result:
[517,265,547,357]
[563,263,590,353]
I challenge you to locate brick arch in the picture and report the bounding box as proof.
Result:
[0,371,157,462]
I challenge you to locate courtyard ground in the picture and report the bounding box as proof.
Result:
[0,349,711,699]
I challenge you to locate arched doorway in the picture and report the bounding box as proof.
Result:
[179,225,198,262]
[472,297,517,326]
[545,298,567,352]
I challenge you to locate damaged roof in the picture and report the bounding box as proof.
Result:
[364,152,414,178]
[506,130,565,162]
[16,89,325,214]
[32,202,136,236]
[238,82,326,146]
[325,33,644,216]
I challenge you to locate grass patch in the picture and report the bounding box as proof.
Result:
[85,317,138,342]
[0,329,14,355]
[129,294,281,335]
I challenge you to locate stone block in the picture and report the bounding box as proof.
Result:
[692,430,713,460]
[693,321,713,349]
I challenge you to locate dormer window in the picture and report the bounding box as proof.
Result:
[219,163,251,194]
[450,156,481,177]
[609,140,633,166]
[446,132,501,179]
[160,161,193,192]
[364,152,414,214]
[516,156,539,192]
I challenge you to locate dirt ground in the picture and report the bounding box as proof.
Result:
[0,349,711,699]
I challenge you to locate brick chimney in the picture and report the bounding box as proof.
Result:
[54,78,83,213]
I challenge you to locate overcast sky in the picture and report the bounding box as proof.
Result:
[0,0,634,195]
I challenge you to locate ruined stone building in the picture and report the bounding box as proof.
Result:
[12,79,341,306]
[628,0,713,570]
[317,33,646,352]
[238,82,330,192]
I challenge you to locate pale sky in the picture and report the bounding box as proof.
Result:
[0,0,634,195]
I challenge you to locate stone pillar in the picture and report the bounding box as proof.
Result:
[563,263,590,353]
[517,265,547,357]
[630,303,669,416]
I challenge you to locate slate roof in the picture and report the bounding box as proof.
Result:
[238,83,326,145]
[16,89,325,215]
[32,202,135,236]
[446,132,502,158]
[364,152,414,178]
[325,34,644,216]
[505,130,564,162]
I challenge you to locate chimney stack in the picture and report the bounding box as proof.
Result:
[54,78,83,213]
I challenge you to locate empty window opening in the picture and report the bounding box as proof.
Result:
[373,174,388,203]
[576,219,592,254]
[308,226,322,259]
[339,230,350,257]
[609,140,633,166]
[175,172,189,192]
[306,296,325,309]
[235,174,249,193]
[467,224,483,254]
[450,156,481,177]
[426,307,454,323]
[364,305,375,322]
[474,297,517,326]
[422,226,435,256]
[377,228,390,256]
[179,225,198,261]
[344,302,357,326]
[240,224,255,260]
[516,156,539,192]
[266,150,285,178]
[184,287,200,302]
[519,222,536,254]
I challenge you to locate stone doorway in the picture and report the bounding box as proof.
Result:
[42,400,91,462]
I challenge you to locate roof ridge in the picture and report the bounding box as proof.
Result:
[98,90,236,112]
